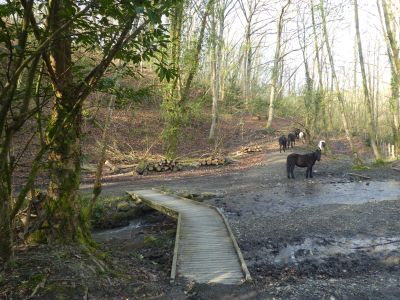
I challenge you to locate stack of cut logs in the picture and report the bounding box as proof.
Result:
[240,145,262,153]
[136,159,183,175]
[199,155,225,166]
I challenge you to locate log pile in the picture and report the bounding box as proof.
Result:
[136,159,183,175]
[236,145,262,155]
[199,155,225,166]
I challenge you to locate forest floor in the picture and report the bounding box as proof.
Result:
[2,111,400,299]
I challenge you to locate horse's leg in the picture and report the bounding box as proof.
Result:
[291,165,295,179]
[310,166,313,178]
[306,167,309,178]
[287,162,291,179]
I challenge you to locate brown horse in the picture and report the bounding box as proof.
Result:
[287,149,321,179]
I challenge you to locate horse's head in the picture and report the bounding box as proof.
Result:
[314,149,321,161]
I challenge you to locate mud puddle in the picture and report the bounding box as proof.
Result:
[271,236,400,266]
[280,180,400,205]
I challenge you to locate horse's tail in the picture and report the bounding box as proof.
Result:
[286,156,291,177]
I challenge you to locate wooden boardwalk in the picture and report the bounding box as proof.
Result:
[128,190,251,284]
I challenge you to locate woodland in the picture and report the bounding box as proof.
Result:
[1,0,400,298]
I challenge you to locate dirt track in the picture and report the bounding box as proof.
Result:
[85,147,400,299]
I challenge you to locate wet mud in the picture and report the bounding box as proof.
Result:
[82,150,400,298]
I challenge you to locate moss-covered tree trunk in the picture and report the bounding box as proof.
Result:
[163,0,184,159]
[0,144,12,262]
[44,0,85,243]
[163,0,214,159]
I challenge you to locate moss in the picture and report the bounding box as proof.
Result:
[352,165,370,171]
[87,195,142,229]
[27,230,47,244]
[372,159,388,167]
[27,272,46,288]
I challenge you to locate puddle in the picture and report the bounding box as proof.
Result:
[272,236,400,266]
[245,180,400,217]
[283,180,400,206]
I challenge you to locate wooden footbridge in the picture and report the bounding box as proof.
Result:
[128,189,251,284]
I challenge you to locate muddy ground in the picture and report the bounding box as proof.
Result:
[2,145,400,299]
[84,146,400,299]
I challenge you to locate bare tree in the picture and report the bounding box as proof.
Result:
[319,0,362,164]
[380,0,400,149]
[209,0,235,141]
[266,0,291,129]
[354,0,381,160]
[238,0,264,109]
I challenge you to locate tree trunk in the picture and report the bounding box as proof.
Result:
[243,22,252,109]
[0,138,12,262]
[91,94,115,213]
[209,3,219,141]
[319,0,362,164]
[163,0,184,159]
[353,0,381,160]
[266,0,290,128]
[380,0,400,149]
[45,0,85,242]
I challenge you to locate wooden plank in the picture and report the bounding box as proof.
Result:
[170,213,181,283]
[215,207,252,282]
[128,189,250,285]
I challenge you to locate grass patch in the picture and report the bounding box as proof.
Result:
[144,235,161,246]
[352,164,371,171]
[372,159,388,167]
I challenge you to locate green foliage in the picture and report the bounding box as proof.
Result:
[115,86,154,109]
[131,251,144,260]
[262,127,276,135]
[275,95,304,118]
[250,95,267,115]
[161,96,184,159]
[144,235,160,246]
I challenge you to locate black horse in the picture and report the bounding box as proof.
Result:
[287,149,321,179]
[294,128,301,139]
[287,133,296,148]
[279,136,287,153]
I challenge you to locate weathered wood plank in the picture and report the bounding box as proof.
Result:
[128,189,251,284]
